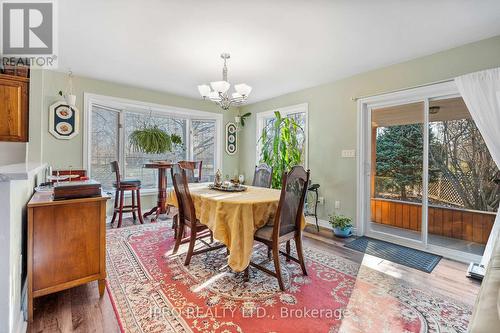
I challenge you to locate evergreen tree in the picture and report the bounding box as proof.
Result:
[376,124,424,199]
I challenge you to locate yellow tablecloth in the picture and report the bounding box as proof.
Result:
[167,183,305,272]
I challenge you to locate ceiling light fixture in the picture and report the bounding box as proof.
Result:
[429,106,441,114]
[197,53,252,111]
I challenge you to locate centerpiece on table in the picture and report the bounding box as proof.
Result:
[209,169,246,192]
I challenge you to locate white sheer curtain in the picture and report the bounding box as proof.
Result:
[455,67,500,267]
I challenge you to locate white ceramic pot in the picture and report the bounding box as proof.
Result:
[64,94,76,107]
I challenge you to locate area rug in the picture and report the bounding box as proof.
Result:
[106,223,472,333]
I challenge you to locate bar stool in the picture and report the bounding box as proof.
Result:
[110,161,144,228]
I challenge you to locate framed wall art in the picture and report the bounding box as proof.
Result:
[225,122,237,155]
[49,101,79,140]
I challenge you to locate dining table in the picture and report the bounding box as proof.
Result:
[143,162,174,222]
[168,183,305,272]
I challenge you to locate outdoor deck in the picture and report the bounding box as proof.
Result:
[370,197,495,255]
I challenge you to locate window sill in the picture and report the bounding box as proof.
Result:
[103,187,173,198]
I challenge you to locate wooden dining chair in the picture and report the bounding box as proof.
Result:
[252,163,273,188]
[172,160,203,239]
[171,164,225,265]
[249,165,310,290]
[177,160,203,183]
[110,161,144,228]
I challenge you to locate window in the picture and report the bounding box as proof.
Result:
[85,95,222,191]
[124,112,187,188]
[90,106,119,190]
[255,103,308,166]
[192,119,217,182]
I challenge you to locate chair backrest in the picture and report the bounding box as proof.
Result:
[110,161,121,187]
[273,166,310,238]
[177,160,203,183]
[171,164,197,223]
[252,163,273,188]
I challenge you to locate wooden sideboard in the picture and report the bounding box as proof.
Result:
[0,74,29,142]
[27,191,109,322]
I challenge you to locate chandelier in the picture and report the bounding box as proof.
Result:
[197,53,252,110]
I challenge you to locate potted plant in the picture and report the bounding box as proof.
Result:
[328,214,353,238]
[129,125,182,154]
[235,112,251,127]
[58,90,76,107]
[58,70,77,107]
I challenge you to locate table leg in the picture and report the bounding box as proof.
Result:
[143,206,160,221]
[143,168,168,222]
[243,267,250,282]
[28,294,33,323]
[98,279,106,297]
[158,168,167,214]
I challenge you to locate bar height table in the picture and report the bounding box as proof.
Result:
[143,162,173,222]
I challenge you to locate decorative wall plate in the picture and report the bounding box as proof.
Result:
[225,122,237,155]
[49,101,79,139]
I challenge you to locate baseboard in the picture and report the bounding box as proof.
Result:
[305,216,358,235]
[14,310,27,333]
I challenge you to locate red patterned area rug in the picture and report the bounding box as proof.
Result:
[106,223,472,333]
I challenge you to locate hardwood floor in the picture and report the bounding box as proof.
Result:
[29,281,120,333]
[29,218,481,332]
[303,225,481,304]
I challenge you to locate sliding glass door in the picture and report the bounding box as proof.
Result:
[361,84,499,261]
[369,102,425,243]
[426,97,498,256]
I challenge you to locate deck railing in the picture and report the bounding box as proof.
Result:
[370,198,495,244]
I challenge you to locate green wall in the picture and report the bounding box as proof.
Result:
[28,69,239,173]
[239,35,500,224]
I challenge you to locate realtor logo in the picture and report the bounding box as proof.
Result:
[1,0,57,68]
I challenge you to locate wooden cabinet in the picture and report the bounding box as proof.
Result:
[0,74,29,142]
[27,192,109,322]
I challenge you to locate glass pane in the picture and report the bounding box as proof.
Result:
[90,107,119,191]
[124,112,187,189]
[192,119,216,182]
[260,112,307,165]
[428,97,499,255]
[370,102,424,241]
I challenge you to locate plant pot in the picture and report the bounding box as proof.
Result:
[64,94,76,107]
[333,226,352,238]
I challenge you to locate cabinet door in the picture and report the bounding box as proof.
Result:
[0,77,28,142]
[32,201,102,291]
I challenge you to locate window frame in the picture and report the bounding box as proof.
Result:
[255,102,309,168]
[83,93,223,193]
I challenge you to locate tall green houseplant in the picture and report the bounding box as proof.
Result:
[259,111,305,188]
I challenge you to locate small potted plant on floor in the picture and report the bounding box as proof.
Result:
[329,214,353,238]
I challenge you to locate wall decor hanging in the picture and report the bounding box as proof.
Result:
[49,101,79,139]
[225,122,237,155]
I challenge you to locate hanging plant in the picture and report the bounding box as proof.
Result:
[129,125,182,154]
[258,111,304,188]
[239,112,252,127]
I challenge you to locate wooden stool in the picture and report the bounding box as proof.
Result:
[110,161,144,228]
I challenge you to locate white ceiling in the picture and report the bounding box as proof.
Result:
[58,0,500,103]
